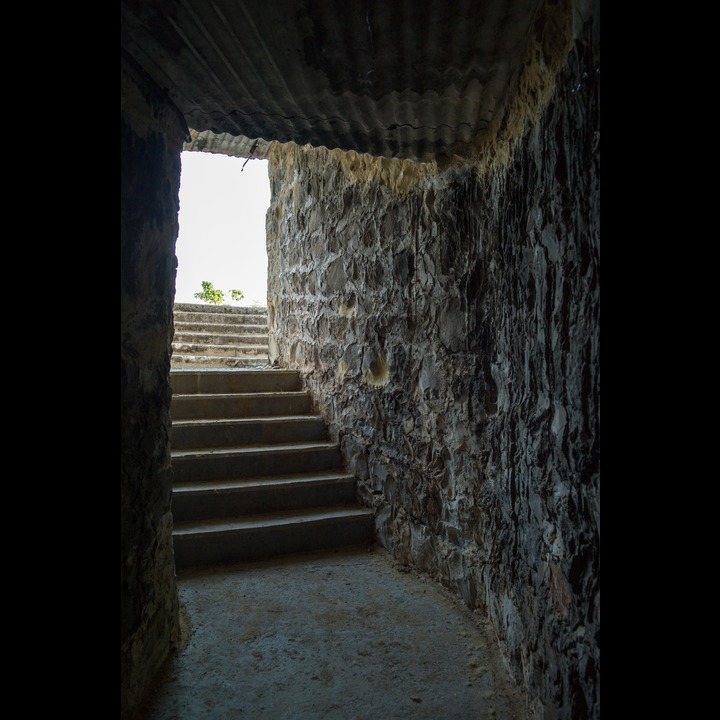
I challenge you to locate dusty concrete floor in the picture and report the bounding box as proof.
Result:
[137,545,530,720]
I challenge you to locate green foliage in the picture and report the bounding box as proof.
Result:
[193,281,226,305]
[193,281,245,305]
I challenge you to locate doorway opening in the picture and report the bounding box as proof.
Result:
[175,151,270,309]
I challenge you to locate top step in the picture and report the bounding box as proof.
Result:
[174,303,267,316]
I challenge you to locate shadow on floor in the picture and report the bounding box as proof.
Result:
[137,544,530,720]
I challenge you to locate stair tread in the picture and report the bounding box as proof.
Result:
[174,337,269,343]
[171,368,297,374]
[174,329,268,334]
[174,324,268,330]
[174,303,267,310]
[174,312,267,316]
[174,319,267,323]
[174,336,267,343]
[172,343,269,350]
[173,318,267,327]
[173,313,267,319]
[171,356,271,364]
[172,390,308,399]
[173,472,355,495]
[172,415,323,426]
[173,324,270,341]
[172,441,338,458]
[173,505,374,535]
[174,339,268,345]
[173,471,354,493]
[171,354,269,359]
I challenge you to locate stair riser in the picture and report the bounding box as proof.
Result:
[172,515,375,568]
[171,370,301,394]
[172,447,342,482]
[172,343,268,358]
[174,333,269,346]
[171,356,268,368]
[175,322,268,333]
[174,303,267,314]
[174,312,267,325]
[172,419,327,448]
[171,394,311,419]
[172,480,357,521]
[169,358,372,566]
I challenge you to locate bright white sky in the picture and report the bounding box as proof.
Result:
[174,151,270,307]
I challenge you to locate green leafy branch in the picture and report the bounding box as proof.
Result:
[193,280,244,305]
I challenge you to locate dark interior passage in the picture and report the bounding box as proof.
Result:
[121,2,600,718]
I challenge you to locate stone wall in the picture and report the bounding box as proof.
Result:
[265,3,599,718]
[121,53,184,720]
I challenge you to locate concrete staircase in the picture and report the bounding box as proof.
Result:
[171,302,270,368]
[170,368,375,568]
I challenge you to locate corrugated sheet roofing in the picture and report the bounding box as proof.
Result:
[121,0,543,162]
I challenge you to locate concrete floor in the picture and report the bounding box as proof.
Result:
[137,545,531,720]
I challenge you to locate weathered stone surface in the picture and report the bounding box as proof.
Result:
[121,54,183,720]
[265,7,599,719]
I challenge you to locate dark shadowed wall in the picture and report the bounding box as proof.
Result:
[121,54,184,720]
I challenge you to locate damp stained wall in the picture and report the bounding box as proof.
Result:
[265,8,599,720]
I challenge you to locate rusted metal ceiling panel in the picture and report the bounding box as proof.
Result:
[121,0,542,162]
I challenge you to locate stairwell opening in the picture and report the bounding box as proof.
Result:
[174,151,270,309]
[168,146,376,568]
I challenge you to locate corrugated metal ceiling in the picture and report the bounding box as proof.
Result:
[121,0,543,163]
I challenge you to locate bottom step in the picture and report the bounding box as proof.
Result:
[172,506,375,568]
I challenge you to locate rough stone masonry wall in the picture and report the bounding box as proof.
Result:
[121,54,183,720]
[265,4,599,719]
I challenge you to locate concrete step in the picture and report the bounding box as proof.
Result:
[174,302,268,314]
[171,442,342,482]
[174,311,268,326]
[172,391,312,420]
[172,415,328,449]
[172,471,358,520]
[172,506,375,568]
[172,304,270,369]
[173,331,269,346]
[171,355,270,369]
[170,366,375,566]
[172,342,268,358]
[171,369,301,394]
[174,322,268,334]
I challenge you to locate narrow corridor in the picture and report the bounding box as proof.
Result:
[136,545,530,720]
